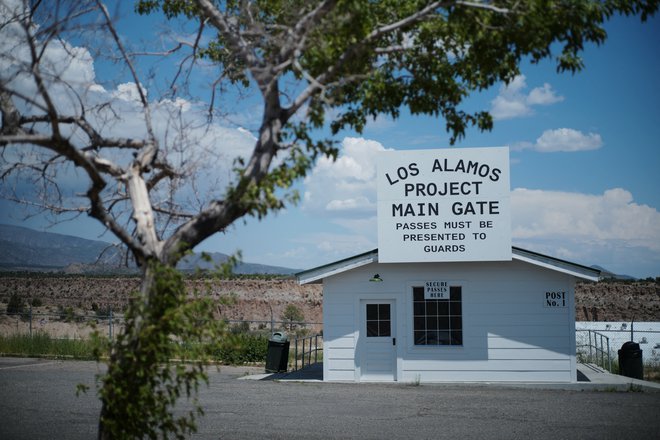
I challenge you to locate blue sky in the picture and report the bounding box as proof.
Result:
[1,4,659,278]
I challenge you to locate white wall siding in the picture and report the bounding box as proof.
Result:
[323,277,357,381]
[322,259,577,383]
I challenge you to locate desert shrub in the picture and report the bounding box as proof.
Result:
[7,293,25,315]
[31,298,43,308]
[57,305,76,322]
[230,321,250,334]
[212,333,268,364]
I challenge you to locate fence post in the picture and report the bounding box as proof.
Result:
[294,339,298,371]
[607,337,611,372]
[29,304,32,337]
[588,331,593,361]
[109,308,113,339]
[314,335,318,364]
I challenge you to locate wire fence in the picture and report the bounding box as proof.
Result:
[0,308,321,341]
[576,322,660,376]
[3,309,659,377]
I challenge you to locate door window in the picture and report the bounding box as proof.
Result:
[366,303,391,337]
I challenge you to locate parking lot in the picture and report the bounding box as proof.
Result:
[1,358,659,439]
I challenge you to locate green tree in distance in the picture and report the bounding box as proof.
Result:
[1,0,657,438]
[282,304,305,330]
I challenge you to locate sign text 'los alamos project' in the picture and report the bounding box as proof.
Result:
[377,147,512,263]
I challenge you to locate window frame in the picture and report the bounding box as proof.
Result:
[408,281,465,349]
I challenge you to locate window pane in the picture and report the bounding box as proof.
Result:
[366,304,378,320]
[379,304,390,320]
[414,317,425,330]
[426,301,438,315]
[413,302,425,316]
[450,286,461,301]
[438,316,450,330]
[450,316,462,331]
[437,301,449,315]
[366,321,379,337]
[451,330,463,345]
[414,331,426,345]
[379,321,391,337]
[426,316,438,330]
[413,287,424,301]
[437,331,451,345]
[450,301,461,315]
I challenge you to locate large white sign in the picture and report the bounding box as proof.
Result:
[377,147,511,263]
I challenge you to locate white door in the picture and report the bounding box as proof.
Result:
[359,300,396,381]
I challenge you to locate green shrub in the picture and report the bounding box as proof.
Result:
[7,293,25,315]
[30,298,43,308]
[0,332,104,359]
[211,333,268,364]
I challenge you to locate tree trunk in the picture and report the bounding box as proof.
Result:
[98,264,159,440]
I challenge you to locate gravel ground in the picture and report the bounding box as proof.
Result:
[1,358,660,439]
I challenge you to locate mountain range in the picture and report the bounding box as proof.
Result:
[0,224,299,275]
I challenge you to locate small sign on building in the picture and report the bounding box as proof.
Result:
[424,280,449,299]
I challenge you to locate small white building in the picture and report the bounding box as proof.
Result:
[297,247,600,383]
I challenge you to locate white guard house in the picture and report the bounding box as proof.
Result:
[297,247,600,383]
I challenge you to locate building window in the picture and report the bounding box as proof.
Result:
[413,286,462,345]
[366,303,391,337]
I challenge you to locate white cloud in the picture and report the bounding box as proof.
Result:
[303,137,389,221]
[511,188,660,252]
[534,128,603,152]
[510,187,660,275]
[490,75,564,120]
[512,128,603,153]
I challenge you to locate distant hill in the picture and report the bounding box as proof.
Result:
[0,224,298,275]
[590,265,636,281]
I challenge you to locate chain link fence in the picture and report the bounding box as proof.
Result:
[576,321,660,378]
[0,307,321,340]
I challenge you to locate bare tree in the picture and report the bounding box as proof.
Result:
[1,0,657,437]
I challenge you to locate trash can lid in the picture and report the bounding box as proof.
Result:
[620,341,641,351]
[270,331,288,342]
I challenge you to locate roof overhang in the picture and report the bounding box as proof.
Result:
[296,249,378,284]
[511,247,600,282]
[297,247,600,284]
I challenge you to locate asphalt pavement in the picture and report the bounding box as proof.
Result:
[1,358,659,439]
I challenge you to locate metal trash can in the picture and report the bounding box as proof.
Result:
[618,341,643,380]
[265,332,290,373]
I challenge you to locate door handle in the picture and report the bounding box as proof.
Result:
[392,338,396,346]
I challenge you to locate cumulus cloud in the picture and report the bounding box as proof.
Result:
[511,188,660,252]
[490,75,564,120]
[513,128,603,153]
[534,128,603,152]
[303,137,388,220]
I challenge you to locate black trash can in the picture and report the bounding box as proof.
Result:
[618,341,643,380]
[265,332,290,373]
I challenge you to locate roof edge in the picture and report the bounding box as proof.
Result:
[511,246,600,282]
[296,249,378,284]
[296,247,601,284]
